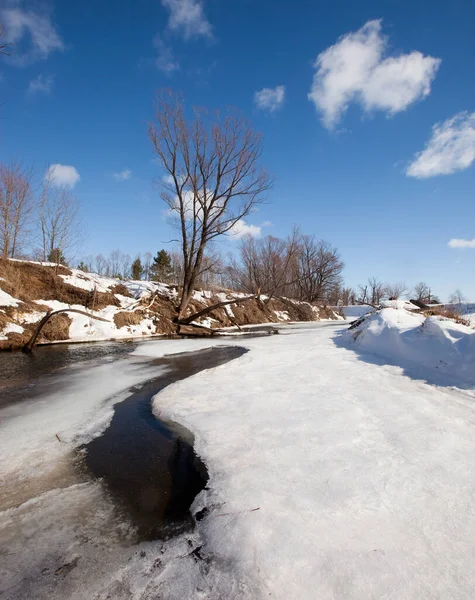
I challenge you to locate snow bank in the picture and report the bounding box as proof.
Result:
[128,322,475,598]
[4,321,475,598]
[342,307,475,387]
[0,288,20,307]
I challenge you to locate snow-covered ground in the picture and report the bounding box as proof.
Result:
[3,320,475,599]
[342,307,475,388]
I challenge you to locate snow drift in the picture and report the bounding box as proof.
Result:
[342,307,475,387]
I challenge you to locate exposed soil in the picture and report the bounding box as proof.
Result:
[0,259,120,310]
[0,260,340,350]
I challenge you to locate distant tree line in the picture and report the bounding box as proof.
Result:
[0,161,81,265]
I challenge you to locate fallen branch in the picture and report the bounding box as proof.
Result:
[217,507,260,517]
[23,309,111,353]
[176,294,257,326]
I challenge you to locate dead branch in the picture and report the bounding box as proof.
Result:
[23,309,110,353]
[176,294,257,326]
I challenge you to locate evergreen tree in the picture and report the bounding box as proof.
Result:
[48,248,66,265]
[77,261,88,272]
[150,249,172,282]
[131,257,144,280]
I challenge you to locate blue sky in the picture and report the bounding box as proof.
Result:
[0,0,474,300]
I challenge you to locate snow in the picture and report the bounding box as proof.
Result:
[125,279,176,300]
[0,288,20,307]
[273,309,290,321]
[4,311,475,597]
[18,310,44,324]
[36,299,159,342]
[192,289,213,303]
[126,322,475,599]
[342,307,475,387]
[0,322,24,339]
[381,299,420,311]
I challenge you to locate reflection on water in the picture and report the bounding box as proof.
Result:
[0,340,139,408]
[83,346,247,540]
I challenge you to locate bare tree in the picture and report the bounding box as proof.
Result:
[169,250,184,285]
[367,277,384,305]
[357,283,369,305]
[95,254,108,276]
[293,236,344,303]
[449,289,466,305]
[120,253,132,279]
[108,249,121,278]
[0,24,12,56]
[230,230,301,301]
[143,251,153,281]
[412,281,439,304]
[0,162,34,258]
[149,91,271,319]
[40,173,80,263]
[384,282,407,300]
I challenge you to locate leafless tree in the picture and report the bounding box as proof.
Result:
[149,91,271,319]
[412,281,439,304]
[0,162,34,258]
[120,253,132,279]
[384,281,407,300]
[40,172,81,263]
[95,254,108,276]
[356,277,384,306]
[168,250,183,285]
[108,249,121,278]
[357,283,369,305]
[143,251,153,280]
[0,24,12,56]
[449,289,466,305]
[83,254,95,272]
[367,277,385,305]
[293,236,344,303]
[230,230,300,300]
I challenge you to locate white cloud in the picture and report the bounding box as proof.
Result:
[161,0,212,40]
[1,6,64,66]
[113,169,132,181]
[308,19,440,129]
[153,34,179,73]
[448,238,475,249]
[261,220,273,228]
[28,73,53,95]
[162,174,176,185]
[46,164,80,189]
[229,219,261,239]
[407,112,475,178]
[254,86,285,112]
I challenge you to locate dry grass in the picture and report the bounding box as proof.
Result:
[0,259,121,310]
[423,307,471,327]
[39,313,72,342]
[113,310,145,329]
[110,283,132,297]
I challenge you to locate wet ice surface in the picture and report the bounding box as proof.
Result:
[0,341,247,599]
[84,346,246,540]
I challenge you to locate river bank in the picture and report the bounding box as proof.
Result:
[0,258,341,350]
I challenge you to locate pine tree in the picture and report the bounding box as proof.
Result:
[77,261,88,272]
[131,257,144,280]
[150,249,172,282]
[48,248,66,265]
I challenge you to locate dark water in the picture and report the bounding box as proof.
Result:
[82,346,247,540]
[0,340,139,409]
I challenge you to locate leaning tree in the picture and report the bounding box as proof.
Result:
[148,91,271,321]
